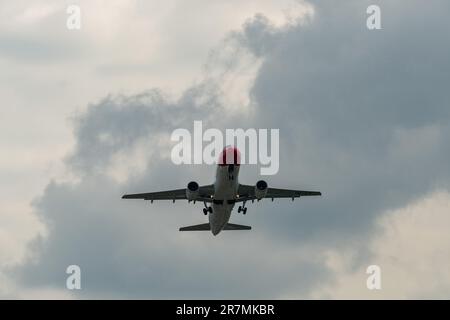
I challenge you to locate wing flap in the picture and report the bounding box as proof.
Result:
[267,188,322,198]
[122,184,215,202]
[237,184,321,202]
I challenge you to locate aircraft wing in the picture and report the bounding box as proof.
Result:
[236,184,321,202]
[122,184,215,203]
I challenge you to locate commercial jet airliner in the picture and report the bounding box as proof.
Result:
[122,146,321,235]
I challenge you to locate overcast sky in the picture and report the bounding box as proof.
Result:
[1,0,450,299]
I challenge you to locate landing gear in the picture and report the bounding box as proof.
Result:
[228,164,235,180]
[238,201,248,214]
[237,206,248,214]
[203,202,213,215]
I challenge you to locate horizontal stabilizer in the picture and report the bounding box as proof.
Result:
[179,223,251,231]
[179,223,211,231]
[223,223,251,230]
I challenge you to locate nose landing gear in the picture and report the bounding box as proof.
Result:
[228,164,235,180]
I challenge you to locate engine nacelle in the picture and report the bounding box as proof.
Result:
[186,181,199,201]
[255,180,268,200]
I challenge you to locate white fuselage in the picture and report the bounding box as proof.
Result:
[209,164,240,235]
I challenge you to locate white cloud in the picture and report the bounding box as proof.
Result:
[310,191,450,299]
[0,0,311,294]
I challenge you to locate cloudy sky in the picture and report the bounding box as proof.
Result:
[1,0,450,299]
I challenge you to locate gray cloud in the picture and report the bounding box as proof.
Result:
[242,0,450,240]
[10,0,450,298]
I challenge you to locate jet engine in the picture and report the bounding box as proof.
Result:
[255,180,268,200]
[186,181,199,200]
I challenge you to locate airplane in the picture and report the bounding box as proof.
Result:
[122,146,321,235]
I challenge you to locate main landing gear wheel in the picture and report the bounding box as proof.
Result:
[203,206,213,215]
[238,206,248,214]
